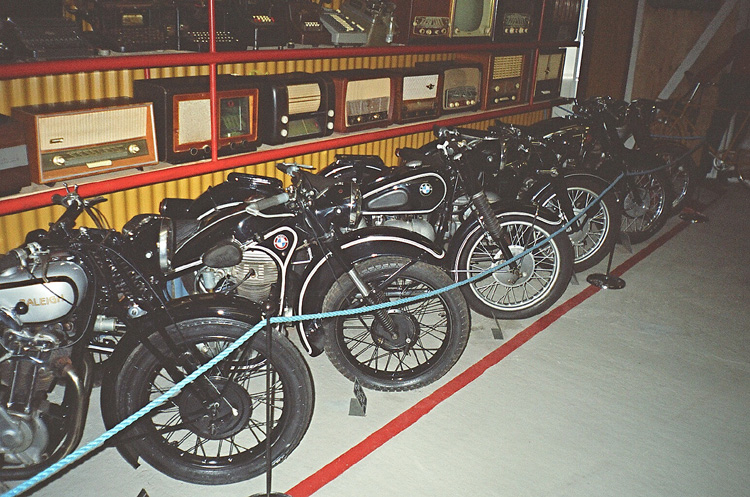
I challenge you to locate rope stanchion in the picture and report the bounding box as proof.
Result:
[1,172,626,497]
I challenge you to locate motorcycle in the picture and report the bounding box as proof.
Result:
[159,163,471,392]
[0,187,314,485]
[319,126,575,320]
[477,121,622,273]
[519,98,675,244]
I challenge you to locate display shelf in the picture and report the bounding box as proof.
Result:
[0,100,555,216]
[0,40,579,80]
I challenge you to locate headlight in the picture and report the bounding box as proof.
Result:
[313,181,361,230]
[349,184,362,227]
[158,217,174,272]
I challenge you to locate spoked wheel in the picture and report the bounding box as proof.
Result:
[106,318,314,485]
[652,139,698,212]
[454,213,574,319]
[322,256,471,392]
[539,176,621,272]
[620,171,673,244]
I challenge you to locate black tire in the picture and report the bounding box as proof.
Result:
[454,213,574,319]
[619,170,673,244]
[108,318,314,485]
[538,176,622,272]
[322,256,471,392]
[652,139,698,213]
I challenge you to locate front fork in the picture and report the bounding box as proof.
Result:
[471,191,521,279]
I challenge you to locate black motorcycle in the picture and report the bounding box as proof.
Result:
[522,98,674,244]
[160,163,471,392]
[320,126,575,320]
[0,187,314,485]
[476,121,622,273]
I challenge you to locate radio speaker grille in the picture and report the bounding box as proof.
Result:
[287,83,322,115]
[492,55,524,80]
[402,74,439,101]
[39,107,147,151]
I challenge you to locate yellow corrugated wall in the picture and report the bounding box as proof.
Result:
[0,54,547,253]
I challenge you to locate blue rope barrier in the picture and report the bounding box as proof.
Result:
[1,171,625,497]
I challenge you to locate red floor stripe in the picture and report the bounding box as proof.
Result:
[286,218,694,497]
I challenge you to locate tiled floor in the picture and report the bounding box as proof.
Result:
[9,184,750,497]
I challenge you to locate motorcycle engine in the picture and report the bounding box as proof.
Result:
[198,249,279,303]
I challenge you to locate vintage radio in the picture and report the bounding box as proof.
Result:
[260,72,336,145]
[133,75,263,164]
[492,0,541,42]
[390,67,442,124]
[327,70,394,132]
[417,62,482,113]
[456,51,530,110]
[0,17,98,61]
[11,99,158,184]
[540,0,582,42]
[0,115,31,196]
[392,0,496,44]
[223,0,291,49]
[533,49,565,101]
[271,0,331,46]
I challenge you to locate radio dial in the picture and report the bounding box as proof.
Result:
[128,144,141,154]
[281,115,289,124]
[494,85,500,92]
[52,155,66,166]
[280,129,288,137]
[327,122,334,130]
[328,110,335,117]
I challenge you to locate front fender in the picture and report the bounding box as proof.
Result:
[99,293,263,468]
[446,200,563,266]
[295,226,445,356]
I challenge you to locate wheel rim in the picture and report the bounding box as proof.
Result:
[465,219,561,312]
[542,187,609,265]
[334,274,452,382]
[140,338,288,469]
[621,175,666,235]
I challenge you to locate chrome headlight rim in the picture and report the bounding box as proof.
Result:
[158,217,174,272]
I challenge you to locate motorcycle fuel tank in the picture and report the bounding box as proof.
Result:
[0,259,88,324]
[361,167,447,215]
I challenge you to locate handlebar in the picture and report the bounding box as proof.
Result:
[245,191,291,214]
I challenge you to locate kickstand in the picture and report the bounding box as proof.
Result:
[491,313,504,340]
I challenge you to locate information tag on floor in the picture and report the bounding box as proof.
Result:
[349,378,368,416]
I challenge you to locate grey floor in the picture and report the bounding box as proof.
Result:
[11,184,750,497]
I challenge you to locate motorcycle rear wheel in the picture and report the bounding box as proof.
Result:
[539,176,622,272]
[108,318,314,485]
[454,213,574,319]
[322,256,471,392]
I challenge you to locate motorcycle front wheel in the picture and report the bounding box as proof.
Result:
[454,213,574,319]
[539,175,622,272]
[107,318,314,485]
[652,139,698,213]
[620,170,673,244]
[322,256,471,392]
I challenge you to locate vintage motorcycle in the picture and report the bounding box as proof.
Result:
[320,126,575,320]
[0,187,314,485]
[474,121,622,272]
[159,163,471,392]
[518,98,674,244]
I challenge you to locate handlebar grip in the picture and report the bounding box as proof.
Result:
[246,192,290,213]
[51,194,65,206]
